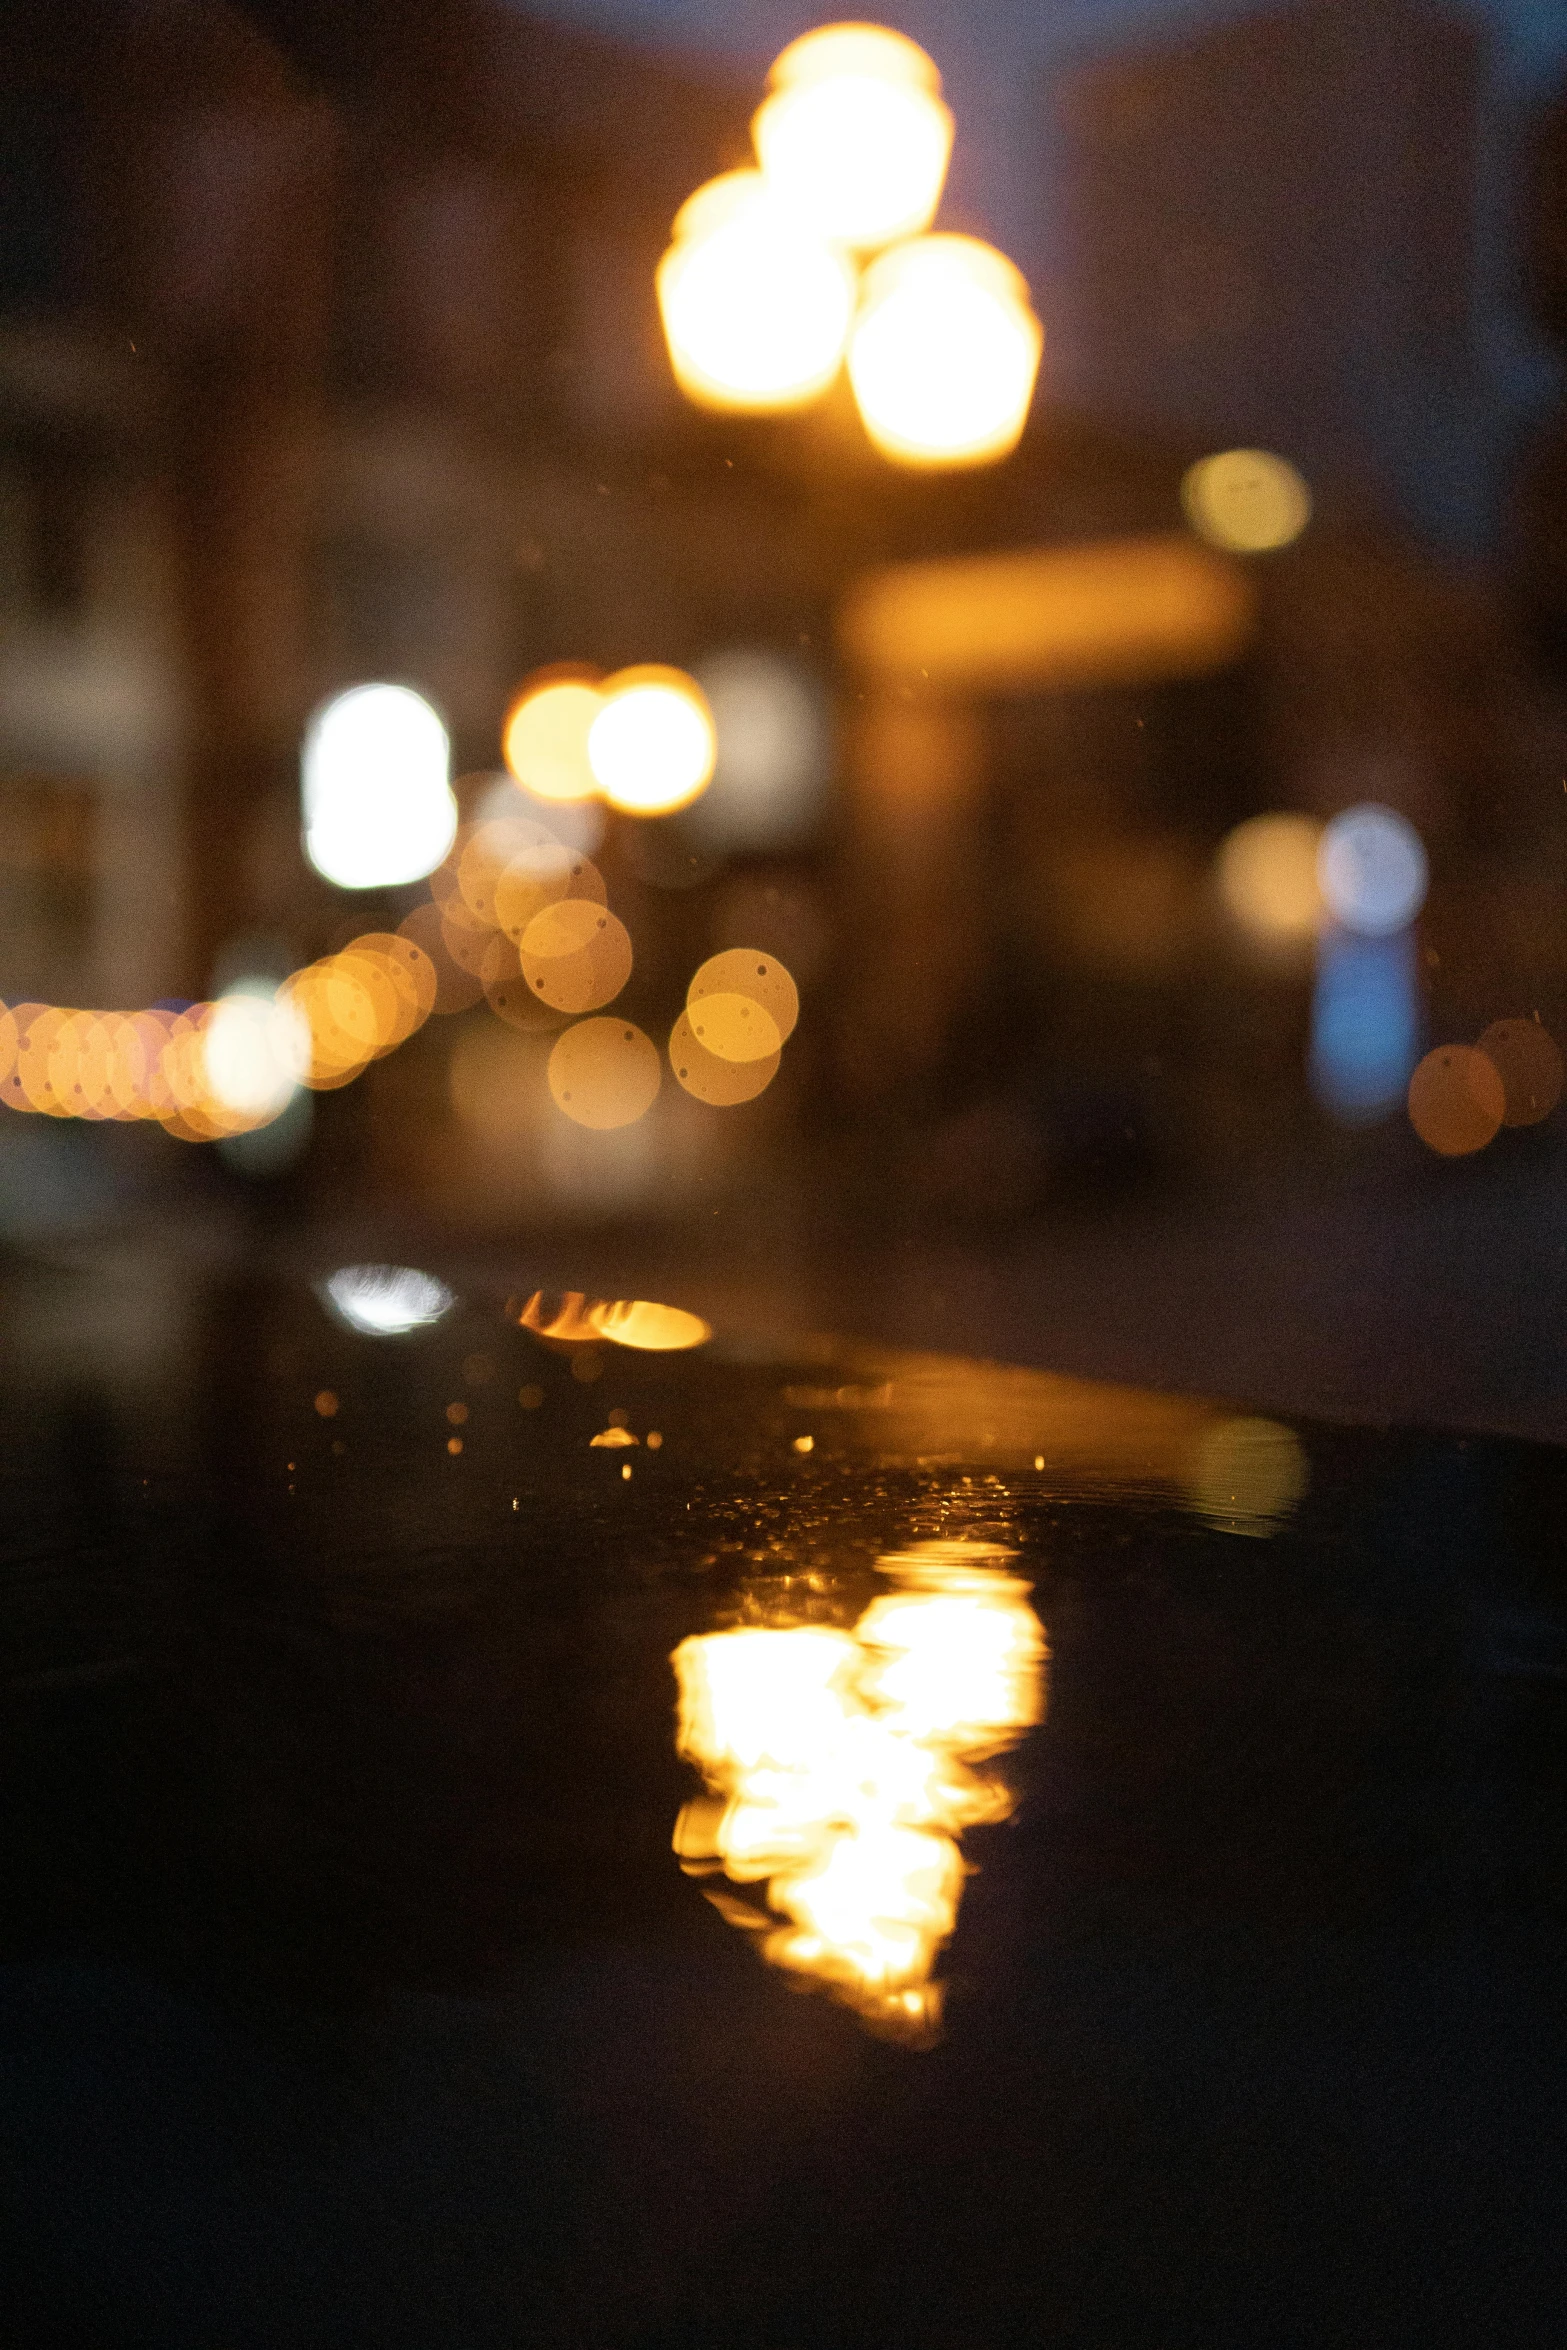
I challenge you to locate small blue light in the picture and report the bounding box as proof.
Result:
[1310,925,1420,1122]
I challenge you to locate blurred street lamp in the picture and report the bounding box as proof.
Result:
[588,666,717,815]
[1182,449,1312,553]
[847,235,1042,467]
[302,683,457,890]
[752,24,953,252]
[1317,804,1428,935]
[656,170,856,413]
[504,667,605,803]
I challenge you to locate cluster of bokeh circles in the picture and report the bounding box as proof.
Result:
[397,790,795,1131]
[1407,1018,1565,1158]
[0,795,795,1145]
[0,931,438,1140]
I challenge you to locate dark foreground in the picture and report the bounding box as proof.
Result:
[1,1258,1563,2348]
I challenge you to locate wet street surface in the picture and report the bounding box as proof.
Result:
[1,1261,1564,2347]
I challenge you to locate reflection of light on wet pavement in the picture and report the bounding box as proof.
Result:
[321,1263,455,1337]
[516,1290,711,1351]
[673,1539,1046,2043]
[1185,1417,1308,1537]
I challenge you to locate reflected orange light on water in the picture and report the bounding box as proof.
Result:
[1185,1417,1309,1537]
[516,1289,711,1351]
[673,1539,1046,2043]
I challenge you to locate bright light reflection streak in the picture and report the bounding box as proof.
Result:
[322,1264,456,1337]
[517,1289,711,1351]
[673,1540,1045,2043]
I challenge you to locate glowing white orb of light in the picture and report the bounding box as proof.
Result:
[687,650,830,851]
[753,25,953,253]
[321,1263,456,1337]
[1318,803,1428,936]
[201,985,310,1122]
[1182,448,1311,554]
[656,170,857,414]
[588,666,717,817]
[848,235,1043,468]
[302,684,458,891]
[1215,813,1324,947]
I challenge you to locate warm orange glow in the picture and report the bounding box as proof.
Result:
[396,902,484,1014]
[518,900,634,1016]
[587,1298,711,1351]
[1215,813,1324,949]
[517,1290,711,1351]
[1407,1045,1506,1157]
[588,666,717,817]
[657,168,857,414]
[673,1539,1046,2042]
[438,894,496,979]
[481,935,567,1034]
[1,700,793,1150]
[493,842,605,945]
[670,945,798,1106]
[754,25,952,253]
[1182,448,1311,554]
[458,814,558,927]
[840,532,1255,692]
[503,669,605,803]
[684,991,783,1064]
[547,1017,662,1129]
[669,1010,780,1105]
[1477,1018,1563,1127]
[687,948,799,1046]
[848,235,1042,468]
[518,1291,605,1345]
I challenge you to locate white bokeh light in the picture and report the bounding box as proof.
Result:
[1317,804,1428,937]
[202,983,310,1122]
[302,684,458,891]
[321,1263,456,1337]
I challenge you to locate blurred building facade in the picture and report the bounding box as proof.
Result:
[2,0,1566,1241]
